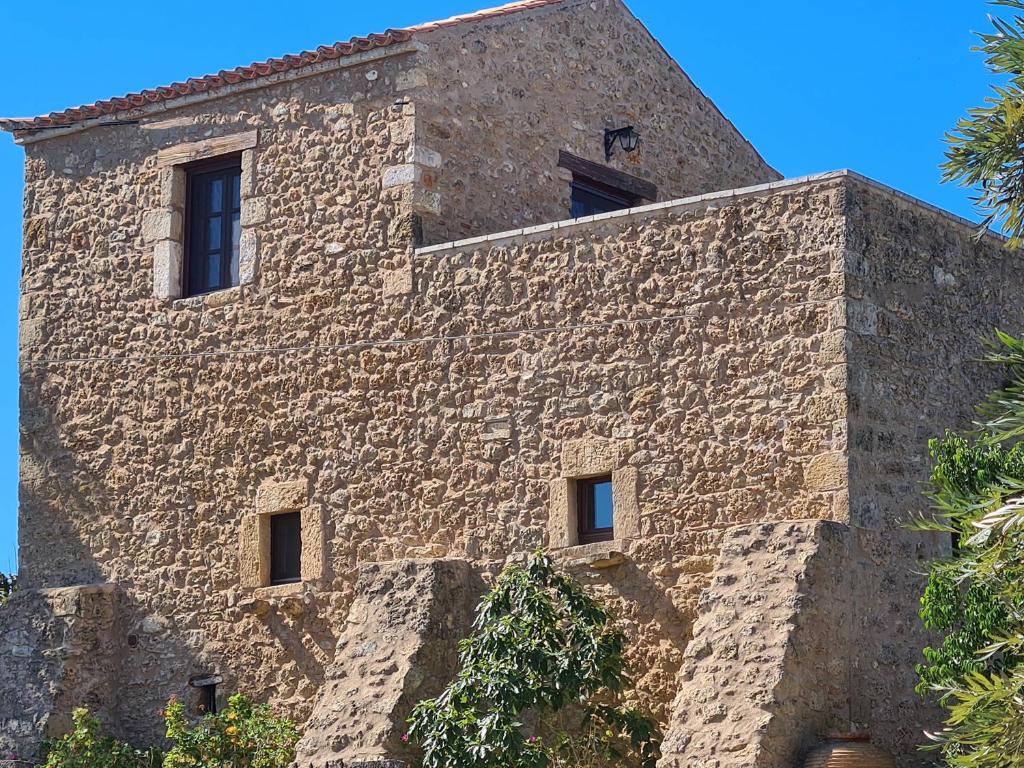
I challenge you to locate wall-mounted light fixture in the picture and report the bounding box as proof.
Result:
[605,126,641,161]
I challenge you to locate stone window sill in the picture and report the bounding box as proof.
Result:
[553,539,629,570]
[238,582,309,619]
[171,285,244,311]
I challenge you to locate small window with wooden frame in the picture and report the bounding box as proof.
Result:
[576,475,615,544]
[558,150,657,219]
[269,511,302,586]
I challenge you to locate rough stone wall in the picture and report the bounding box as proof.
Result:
[0,584,123,760]
[411,0,779,244]
[15,154,848,753]
[841,180,1022,761]
[16,49,422,746]
[660,521,854,768]
[295,559,482,768]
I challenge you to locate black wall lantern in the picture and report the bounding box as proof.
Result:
[605,126,641,161]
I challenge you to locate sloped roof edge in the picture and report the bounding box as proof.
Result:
[0,0,566,133]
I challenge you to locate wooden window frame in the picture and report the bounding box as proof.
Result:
[183,153,243,298]
[269,511,302,586]
[576,475,615,545]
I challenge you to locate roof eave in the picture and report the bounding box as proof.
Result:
[4,39,427,145]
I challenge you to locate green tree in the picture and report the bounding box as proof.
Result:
[407,551,659,768]
[913,333,1024,766]
[945,0,1024,245]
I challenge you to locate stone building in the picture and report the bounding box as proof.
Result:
[0,0,1013,765]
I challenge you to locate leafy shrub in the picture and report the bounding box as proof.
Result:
[408,551,660,768]
[40,708,160,768]
[0,572,16,606]
[163,693,299,768]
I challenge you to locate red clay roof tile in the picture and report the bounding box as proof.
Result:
[0,0,567,133]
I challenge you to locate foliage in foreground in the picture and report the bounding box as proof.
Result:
[39,694,298,768]
[0,571,16,606]
[40,709,160,768]
[163,693,299,768]
[945,0,1024,246]
[407,551,659,768]
[912,332,1024,767]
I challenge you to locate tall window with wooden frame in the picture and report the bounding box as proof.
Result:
[576,475,615,544]
[269,512,302,586]
[184,155,242,297]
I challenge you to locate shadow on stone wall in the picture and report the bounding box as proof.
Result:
[1,397,212,759]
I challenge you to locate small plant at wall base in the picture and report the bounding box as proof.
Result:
[38,693,298,768]
[40,708,161,768]
[911,333,1024,767]
[163,693,299,768]
[407,551,660,768]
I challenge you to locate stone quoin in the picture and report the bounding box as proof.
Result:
[0,0,1014,766]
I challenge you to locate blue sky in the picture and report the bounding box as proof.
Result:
[0,0,1000,571]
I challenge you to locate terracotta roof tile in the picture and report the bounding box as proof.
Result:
[0,0,567,133]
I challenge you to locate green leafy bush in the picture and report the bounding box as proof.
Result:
[912,332,1024,766]
[0,572,16,606]
[40,708,161,768]
[408,551,660,768]
[38,693,298,768]
[163,693,299,768]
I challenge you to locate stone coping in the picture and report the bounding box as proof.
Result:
[414,169,1004,257]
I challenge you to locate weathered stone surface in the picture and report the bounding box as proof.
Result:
[3,0,1016,763]
[294,559,482,768]
[661,521,854,768]
[0,585,122,761]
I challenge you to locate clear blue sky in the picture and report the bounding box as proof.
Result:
[0,0,999,571]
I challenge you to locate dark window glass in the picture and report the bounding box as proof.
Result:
[577,475,614,544]
[185,159,242,297]
[571,181,632,218]
[270,512,302,585]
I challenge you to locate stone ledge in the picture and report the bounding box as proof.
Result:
[553,539,629,570]
[413,170,1006,257]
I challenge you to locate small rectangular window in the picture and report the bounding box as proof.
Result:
[184,157,242,297]
[577,475,614,544]
[270,512,302,585]
[571,181,634,218]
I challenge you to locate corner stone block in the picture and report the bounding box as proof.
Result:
[239,515,262,589]
[381,163,419,190]
[805,451,847,492]
[153,240,183,300]
[256,478,309,516]
[382,265,414,299]
[561,437,620,477]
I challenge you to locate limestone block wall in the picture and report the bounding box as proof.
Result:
[410,0,780,244]
[16,164,848,749]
